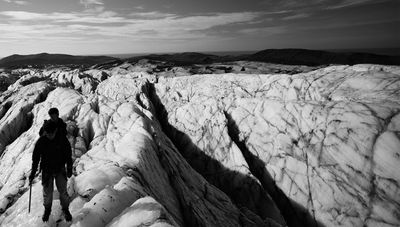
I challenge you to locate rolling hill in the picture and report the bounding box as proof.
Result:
[0,53,117,69]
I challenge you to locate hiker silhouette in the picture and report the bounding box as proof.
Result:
[39,107,67,138]
[29,108,73,222]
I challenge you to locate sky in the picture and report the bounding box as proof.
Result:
[0,0,399,57]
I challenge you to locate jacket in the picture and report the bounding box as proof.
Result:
[39,118,67,138]
[31,135,72,175]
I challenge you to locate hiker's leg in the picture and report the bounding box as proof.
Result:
[55,171,70,210]
[55,171,72,221]
[41,172,54,210]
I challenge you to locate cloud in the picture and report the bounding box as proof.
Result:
[129,11,175,19]
[261,0,329,9]
[238,26,287,36]
[262,0,385,11]
[80,0,103,8]
[83,6,105,13]
[0,10,263,42]
[0,23,85,41]
[14,0,29,5]
[0,10,126,23]
[282,13,310,20]
[296,18,400,31]
[134,6,145,10]
[325,0,382,9]
[0,11,44,20]
[3,0,30,5]
[0,10,261,27]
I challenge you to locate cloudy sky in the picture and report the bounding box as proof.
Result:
[0,0,399,57]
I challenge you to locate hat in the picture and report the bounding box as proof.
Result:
[48,108,59,115]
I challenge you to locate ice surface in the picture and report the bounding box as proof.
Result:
[156,64,400,227]
[0,64,399,227]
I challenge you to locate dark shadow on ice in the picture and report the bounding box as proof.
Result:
[147,83,325,227]
[223,111,324,227]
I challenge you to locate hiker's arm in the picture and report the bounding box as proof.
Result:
[39,123,45,136]
[30,139,42,182]
[39,120,48,136]
[61,121,68,137]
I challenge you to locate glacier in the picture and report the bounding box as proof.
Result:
[0,63,399,227]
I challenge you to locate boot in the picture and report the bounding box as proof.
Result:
[63,208,72,222]
[42,207,51,222]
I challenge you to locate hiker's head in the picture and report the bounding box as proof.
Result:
[48,108,59,122]
[43,121,57,140]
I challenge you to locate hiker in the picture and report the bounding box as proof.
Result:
[29,120,73,222]
[39,107,67,138]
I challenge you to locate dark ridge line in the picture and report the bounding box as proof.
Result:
[0,53,117,69]
[0,101,13,120]
[223,110,323,227]
[133,84,187,227]
[2,48,400,70]
[147,83,287,226]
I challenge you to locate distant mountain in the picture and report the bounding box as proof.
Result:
[0,53,118,69]
[126,52,240,66]
[1,49,399,69]
[247,48,400,66]
[125,49,400,66]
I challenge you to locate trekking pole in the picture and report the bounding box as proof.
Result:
[28,183,32,213]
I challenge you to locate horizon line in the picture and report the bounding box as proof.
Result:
[1,47,400,59]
